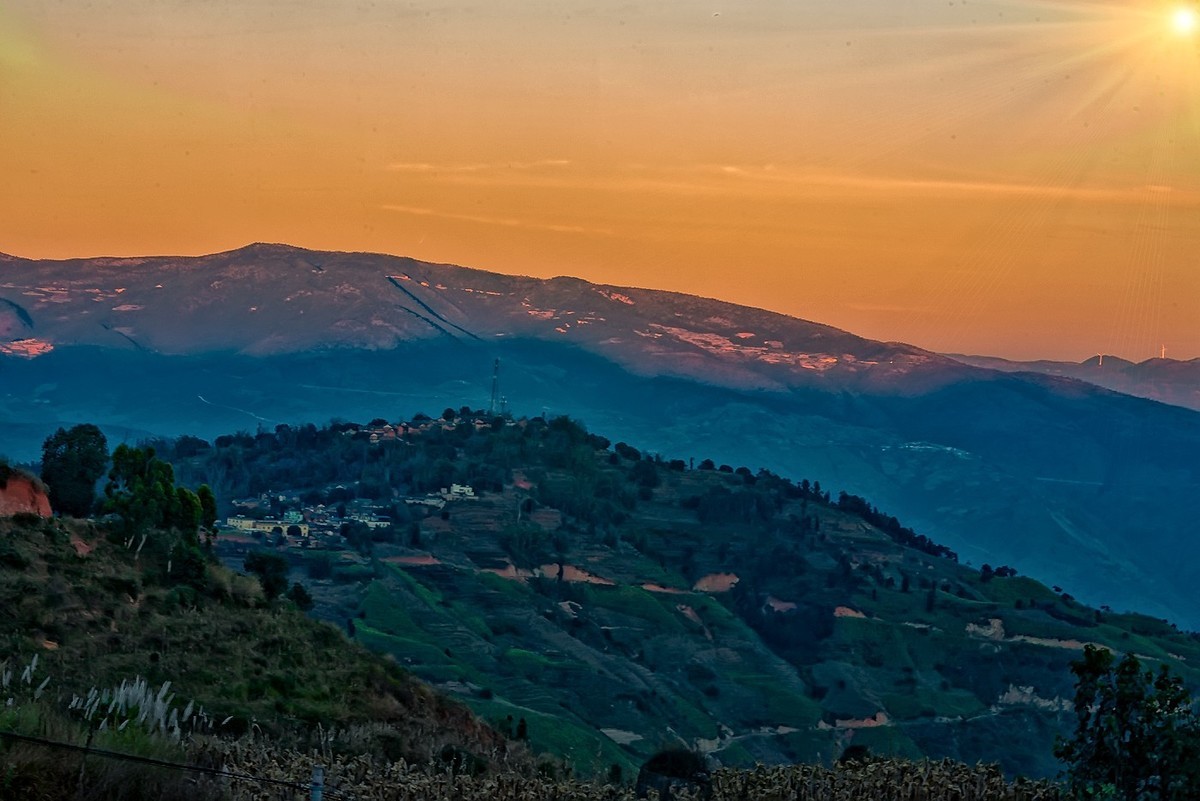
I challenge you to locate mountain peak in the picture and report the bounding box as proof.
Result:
[219,242,314,257]
[1081,354,1134,369]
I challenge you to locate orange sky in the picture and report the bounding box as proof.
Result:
[3,1,1199,360]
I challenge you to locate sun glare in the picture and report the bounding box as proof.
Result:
[1172,6,1198,35]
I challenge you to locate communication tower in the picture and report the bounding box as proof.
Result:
[489,359,500,415]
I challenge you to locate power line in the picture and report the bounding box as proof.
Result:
[0,729,350,799]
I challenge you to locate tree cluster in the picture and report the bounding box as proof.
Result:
[836,491,958,561]
[103,444,213,539]
[40,424,109,517]
[1056,645,1200,800]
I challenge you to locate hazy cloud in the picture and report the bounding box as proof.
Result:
[697,164,1199,203]
[380,204,609,235]
[384,159,1195,205]
[385,160,572,173]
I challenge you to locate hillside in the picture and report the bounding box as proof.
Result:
[0,514,506,767]
[0,503,1071,799]
[157,414,1200,780]
[4,244,1200,632]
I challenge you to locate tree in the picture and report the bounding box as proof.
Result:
[1056,645,1200,800]
[103,445,180,535]
[197,484,218,530]
[245,551,290,600]
[40,424,109,517]
[169,541,208,590]
[287,582,314,611]
[174,486,202,541]
[629,459,660,490]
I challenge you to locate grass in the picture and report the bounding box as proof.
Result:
[465,696,637,777]
[355,624,455,667]
[359,581,425,638]
[0,517,505,767]
[726,674,822,728]
[881,687,986,720]
[501,648,556,680]
[827,617,918,673]
[385,562,444,607]
[582,584,683,631]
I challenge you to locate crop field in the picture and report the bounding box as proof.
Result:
[202,745,1063,801]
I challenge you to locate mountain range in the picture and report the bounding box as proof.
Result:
[2,244,1200,629]
[948,353,1200,413]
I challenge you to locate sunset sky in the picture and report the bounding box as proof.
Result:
[3,0,1199,360]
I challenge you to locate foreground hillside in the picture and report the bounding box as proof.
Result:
[157,414,1200,780]
[0,514,504,766]
[0,468,1065,799]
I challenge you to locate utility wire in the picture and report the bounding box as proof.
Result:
[0,729,354,799]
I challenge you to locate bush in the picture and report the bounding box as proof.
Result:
[288,582,315,611]
[636,748,711,800]
[244,551,289,599]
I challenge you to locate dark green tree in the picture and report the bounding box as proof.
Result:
[168,541,208,590]
[40,424,109,517]
[245,551,290,600]
[196,484,218,530]
[499,524,551,569]
[287,582,314,611]
[103,445,180,535]
[629,459,661,490]
[1056,645,1200,800]
[174,486,202,540]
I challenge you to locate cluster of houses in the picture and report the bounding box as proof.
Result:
[220,483,480,550]
[354,415,506,445]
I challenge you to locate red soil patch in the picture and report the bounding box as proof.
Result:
[385,554,442,566]
[642,583,686,594]
[693,573,739,593]
[0,472,51,518]
[766,596,798,613]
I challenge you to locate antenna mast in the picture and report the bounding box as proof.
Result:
[489,359,500,415]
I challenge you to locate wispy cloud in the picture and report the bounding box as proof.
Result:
[697,164,1200,203]
[386,159,1196,206]
[380,203,610,235]
[385,159,572,173]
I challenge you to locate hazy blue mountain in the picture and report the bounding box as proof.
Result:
[3,244,1200,627]
[949,353,1200,412]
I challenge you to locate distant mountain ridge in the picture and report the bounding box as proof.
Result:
[0,242,961,392]
[3,244,1200,630]
[948,352,1200,412]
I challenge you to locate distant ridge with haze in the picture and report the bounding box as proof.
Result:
[3,244,1200,629]
[948,352,1200,412]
